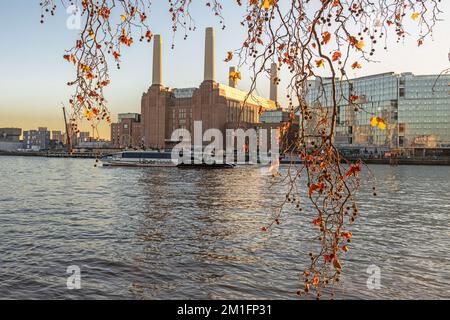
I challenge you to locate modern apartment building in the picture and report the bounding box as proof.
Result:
[306,72,450,149]
[23,127,51,150]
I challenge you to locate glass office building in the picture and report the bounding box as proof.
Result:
[306,72,450,149]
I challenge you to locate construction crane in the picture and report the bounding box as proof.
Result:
[61,103,72,152]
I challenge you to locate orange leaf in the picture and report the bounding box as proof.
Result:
[315,59,325,68]
[312,217,322,226]
[341,231,353,239]
[349,95,359,102]
[346,164,360,177]
[355,40,365,50]
[322,31,331,44]
[112,51,121,60]
[309,182,325,196]
[224,51,233,62]
[332,51,342,61]
[351,61,362,69]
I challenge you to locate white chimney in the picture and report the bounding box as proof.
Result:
[270,63,278,103]
[204,27,215,82]
[229,66,236,88]
[152,35,162,85]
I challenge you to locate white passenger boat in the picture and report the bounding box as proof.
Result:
[101,150,177,167]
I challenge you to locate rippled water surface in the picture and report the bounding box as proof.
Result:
[0,156,449,299]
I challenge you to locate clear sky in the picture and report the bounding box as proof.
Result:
[0,1,449,139]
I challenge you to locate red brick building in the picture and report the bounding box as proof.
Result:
[111,113,142,148]
[140,28,278,150]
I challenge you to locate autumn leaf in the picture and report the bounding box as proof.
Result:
[370,116,379,127]
[332,0,340,7]
[309,182,325,196]
[351,61,362,69]
[342,245,349,252]
[84,109,94,120]
[346,165,361,177]
[312,275,320,286]
[411,12,420,21]
[119,30,133,46]
[100,80,110,87]
[355,40,365,50]
[315,59,325,68]
[332,51,342,61]
[349,95,359,102]
[262,0,277,10]
[80,64,91,73]
[112,51,121,60]
[312,217,322,226]
[371,116,386,129]
[120,14,128,22]
[229,70,241,86]
[322,31,331,44]
[99,7,111,20]
[341,231,353,239]
[224,51,233,62]
[145,30,153,41]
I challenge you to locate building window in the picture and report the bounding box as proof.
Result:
[179,109,186,119]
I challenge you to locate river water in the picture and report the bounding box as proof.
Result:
[0,156,449,299]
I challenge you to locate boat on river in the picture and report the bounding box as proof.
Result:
[101,150,177,167]
[101,150,235,168]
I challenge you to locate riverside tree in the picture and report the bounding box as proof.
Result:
[40,0,443,299]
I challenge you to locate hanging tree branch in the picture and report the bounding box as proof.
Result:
[40,0,443,299]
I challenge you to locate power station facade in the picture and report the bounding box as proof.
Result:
[140,27,278,149]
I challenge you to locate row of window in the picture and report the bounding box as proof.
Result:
[227,101,258,123]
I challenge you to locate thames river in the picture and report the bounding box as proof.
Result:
[0,156,449,299]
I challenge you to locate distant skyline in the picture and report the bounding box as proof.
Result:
[0,1,449,139]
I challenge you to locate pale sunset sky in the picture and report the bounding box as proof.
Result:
[0,1,449,139]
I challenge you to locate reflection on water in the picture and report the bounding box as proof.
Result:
[0,156,449,299]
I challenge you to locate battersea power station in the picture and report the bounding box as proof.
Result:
[112,27,285,150]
